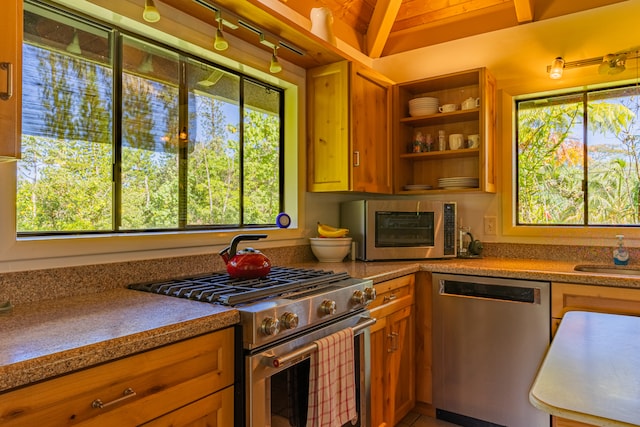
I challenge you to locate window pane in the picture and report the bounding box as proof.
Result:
[243,79,281,225]
[186,61,240,226]
[120,37,180,230]
[18,3,113,232]
[586,86,640,225]
[517,95,585,225]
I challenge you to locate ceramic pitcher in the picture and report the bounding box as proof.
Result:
[310,7,336,45]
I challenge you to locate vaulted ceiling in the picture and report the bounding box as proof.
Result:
[160,0,627,62]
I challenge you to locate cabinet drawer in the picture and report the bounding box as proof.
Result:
[552,282,640,319]
[141,385,234,427]
[369,275,415,318]
[0,328,234,427]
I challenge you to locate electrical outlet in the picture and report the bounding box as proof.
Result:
[484,216,497,236]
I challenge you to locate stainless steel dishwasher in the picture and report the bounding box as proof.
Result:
[432,273,551,427]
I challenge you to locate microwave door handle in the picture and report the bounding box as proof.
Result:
[263,316,377,368]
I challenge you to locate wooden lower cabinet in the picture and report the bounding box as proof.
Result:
[0,328,235,427]
[551,282,640,427]
[369,274,415,427]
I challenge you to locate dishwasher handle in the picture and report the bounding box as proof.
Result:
[439,279,542,304]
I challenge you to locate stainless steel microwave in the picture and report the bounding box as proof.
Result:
[340,199,457,261]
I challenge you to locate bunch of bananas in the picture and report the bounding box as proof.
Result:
[317,222,349,238]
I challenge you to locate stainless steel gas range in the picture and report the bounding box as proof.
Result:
[129,266,376,427]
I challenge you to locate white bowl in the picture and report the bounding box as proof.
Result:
[309,237,352,262]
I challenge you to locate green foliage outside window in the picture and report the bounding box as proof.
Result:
[17,1,283,235]
[517,85,640,226]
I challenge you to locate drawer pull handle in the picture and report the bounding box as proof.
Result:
[0,62,12,101]
[387,331,399,352]
[383,293,397,303]
[92,387,137,409]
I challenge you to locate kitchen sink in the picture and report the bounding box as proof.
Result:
[574,264,640,276]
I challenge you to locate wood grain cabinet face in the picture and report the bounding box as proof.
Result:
[394,68,496,194]
[0,329,235,427]
[0,0,22,160]
[550,282,640,427]
[369,274,415,427]
[307,61,393,194]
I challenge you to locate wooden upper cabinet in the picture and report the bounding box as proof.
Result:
[307,61,393,193]
[0,0,21,160]
[394,68,496,194]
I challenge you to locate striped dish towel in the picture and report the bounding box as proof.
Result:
[306,328,358,427]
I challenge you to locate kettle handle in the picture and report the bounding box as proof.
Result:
[222,234,268,258]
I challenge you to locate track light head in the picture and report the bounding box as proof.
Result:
[549,57,564,79]
[143,0,160,23]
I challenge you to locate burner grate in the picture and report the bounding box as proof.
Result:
[128,266,350,306]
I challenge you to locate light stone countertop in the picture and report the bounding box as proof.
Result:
[3,257,640,394]
[529,311,640,427]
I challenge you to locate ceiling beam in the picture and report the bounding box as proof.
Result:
[513,0,534,23]
[366,0,402,59]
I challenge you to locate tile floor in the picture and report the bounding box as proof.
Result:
[397,411,459,427]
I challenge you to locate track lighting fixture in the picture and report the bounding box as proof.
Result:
[548,57,564,79]
[143,0,160,23]
[547,51,640,79]
[269,46,282,74]
[214,14,229,51]
[66,29,82,55]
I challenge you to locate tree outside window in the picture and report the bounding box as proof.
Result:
[517,85,640,226]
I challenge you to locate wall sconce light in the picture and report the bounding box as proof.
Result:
[66,29,82,55]
[143,0,161,23]
[179,127,188,140]
[269,46,282,74]
[214,13,229,51]
[548,57,564,79]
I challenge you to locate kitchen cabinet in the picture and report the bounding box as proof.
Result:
[0,328,234,427]
[0,0,21,160]
[369,274,415,427]
[307,60,394,193]
[414,272,433,408]
[550,282,640,427]
[393,68,496,194]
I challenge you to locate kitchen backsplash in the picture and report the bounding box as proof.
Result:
[0,243,635,305]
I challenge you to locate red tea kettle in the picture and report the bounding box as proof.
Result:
[219,234,271,279]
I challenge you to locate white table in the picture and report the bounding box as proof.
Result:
[530,311,640,427]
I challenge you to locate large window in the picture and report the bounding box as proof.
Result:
[516,84,640,226]
[18,1,283,235]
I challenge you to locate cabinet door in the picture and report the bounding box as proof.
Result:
[0,0,21,160]
[307,61,349,192]
[387,304,415,425]
[351,63,393,194]
[369,316,388,427]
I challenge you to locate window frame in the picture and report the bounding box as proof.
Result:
[0,0,305,270]
[502,82,640,241]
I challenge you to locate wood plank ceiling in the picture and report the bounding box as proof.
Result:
[160,0,627,60]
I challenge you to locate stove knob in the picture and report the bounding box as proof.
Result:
[261,317,280,336]
[280,312,299,330]
[351,289,366,305]
[364,286,377,304]
[320,299,337,315]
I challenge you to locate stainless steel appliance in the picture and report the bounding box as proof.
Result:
[432,273,551,427]
[129,266,376,427]
[340,199,457,261]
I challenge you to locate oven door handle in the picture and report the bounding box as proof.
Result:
[265,316,376,368]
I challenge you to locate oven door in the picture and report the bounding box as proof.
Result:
[244,314,374,427]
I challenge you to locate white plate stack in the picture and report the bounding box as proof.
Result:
[409,97,439,116]
[437,176,479,189]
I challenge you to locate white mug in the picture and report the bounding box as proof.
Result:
[449,134,464,150]
[439,103,457,113]
[468,134,480,148]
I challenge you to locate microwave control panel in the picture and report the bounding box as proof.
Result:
[443,202,457,256]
